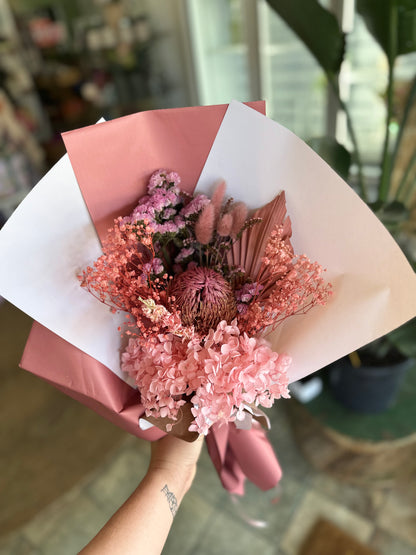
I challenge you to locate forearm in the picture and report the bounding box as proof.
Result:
[79,464,193,555]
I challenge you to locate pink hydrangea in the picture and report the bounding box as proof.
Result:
[122,319,291,435]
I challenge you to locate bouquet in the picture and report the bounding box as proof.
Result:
[79,169,331,437]
[1,100,415,493]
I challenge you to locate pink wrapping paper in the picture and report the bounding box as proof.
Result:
[20,101,282,494]
[62,102,263,240]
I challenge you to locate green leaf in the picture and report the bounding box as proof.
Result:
[307,137,352,180]
[391,76,416,183]
[387,318,416,358]
[369,199,410,230]
[265,0,345,76]
[357,0,416,65]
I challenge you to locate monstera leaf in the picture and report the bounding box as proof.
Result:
[265,0,345,78]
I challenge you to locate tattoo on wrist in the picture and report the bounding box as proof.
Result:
[161,484,178,517]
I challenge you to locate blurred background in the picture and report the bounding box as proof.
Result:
[0,0,415,554]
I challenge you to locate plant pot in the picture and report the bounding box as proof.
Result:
[329,357,413,413]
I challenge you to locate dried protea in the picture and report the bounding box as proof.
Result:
[169,266,237,333]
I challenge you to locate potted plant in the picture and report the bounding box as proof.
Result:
[266,0,416,411]
[328,320,416,412]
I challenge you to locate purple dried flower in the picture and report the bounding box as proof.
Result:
[154,221,179,234]
[175,247,195,263]
[235,282,263,311]
[148,169,181,194]
[180,194,210,217]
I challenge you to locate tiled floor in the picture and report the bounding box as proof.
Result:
[1,402,416,555]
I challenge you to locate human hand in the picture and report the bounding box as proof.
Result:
[149,434,204,494]
[80,434,205,554]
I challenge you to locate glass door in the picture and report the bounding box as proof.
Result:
[186,0,252,106]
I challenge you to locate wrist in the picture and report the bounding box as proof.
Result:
[148,461,196,499]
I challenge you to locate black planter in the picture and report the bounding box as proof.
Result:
[329,357,413,413]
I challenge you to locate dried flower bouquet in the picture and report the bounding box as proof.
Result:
[80,169,332,437]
